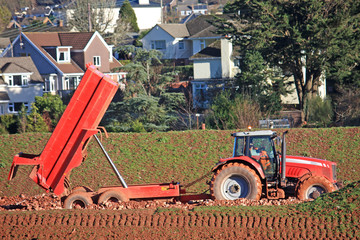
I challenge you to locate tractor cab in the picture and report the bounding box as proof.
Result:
[232,130,279,180]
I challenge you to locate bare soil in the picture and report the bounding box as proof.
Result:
[1,193,359,239]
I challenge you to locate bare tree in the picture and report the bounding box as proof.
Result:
[66,0,115,34]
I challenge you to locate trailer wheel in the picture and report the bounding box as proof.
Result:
[97,190,129,205]
[211,162,262,200]
[63,192,93,209]
[296,176,336,200]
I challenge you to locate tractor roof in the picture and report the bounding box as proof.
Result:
[231,130,277,137]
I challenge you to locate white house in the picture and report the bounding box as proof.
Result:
[190,39,240,108]
[66,0,162,32]
[0,57,43,115]
[142,15,221,60]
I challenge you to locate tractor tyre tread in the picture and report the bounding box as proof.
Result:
[296,175,336,200]
[63,192,93,209]
[210,162,262,200]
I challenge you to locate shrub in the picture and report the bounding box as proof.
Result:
[305,96,334,127]
[206,92,262,130]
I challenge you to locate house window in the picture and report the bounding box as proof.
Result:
[151,40,166,50]
[179,40,184,50]
[64,77,69,90]
[8,102,29,113]
[58,51,69,62]
[93,56,101,66]
[45,76,56,92]
[0,105,4,115]
[57,47,71,63]
[8,75,28,86]
[200,40,206,50]
[64,76,81,90]
[69,76,80,90]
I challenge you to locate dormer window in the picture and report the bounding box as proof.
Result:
[57,46,71,63]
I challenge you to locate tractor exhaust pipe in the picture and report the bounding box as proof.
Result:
[281,131,288,187]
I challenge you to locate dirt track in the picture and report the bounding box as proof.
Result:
[0,210,357,239]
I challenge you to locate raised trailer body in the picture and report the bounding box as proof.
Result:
[8,65,206,206]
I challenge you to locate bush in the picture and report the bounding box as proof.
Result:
[0,123,8,134]
[206,92,262,130]
[305,96,333,127]
[0,114,18,134]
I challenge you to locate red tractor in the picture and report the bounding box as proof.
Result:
[210,130,340,200]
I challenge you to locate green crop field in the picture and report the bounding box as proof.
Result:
[1,127,359,197]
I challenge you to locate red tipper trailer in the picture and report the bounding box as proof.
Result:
[8,64,208,208]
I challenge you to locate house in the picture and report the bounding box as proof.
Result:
[66,0,162,32]
[177,4,207,17]
[141,15,221,60]
[190,39,240,108]
[0,57,43,115]
[2,31,125,97]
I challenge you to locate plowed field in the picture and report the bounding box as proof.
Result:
[1,210,359,239]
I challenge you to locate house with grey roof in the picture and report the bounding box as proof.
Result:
[190,39,240,108]
[2,31,125,98]
[177,4,207,17]
[0,57,43,115]
[141,15,221,60]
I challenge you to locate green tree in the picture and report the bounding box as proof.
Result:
[117,46,173,97]
[104,95,173,132]
[34,93,66,129]
[216,0,360,119]
[26,104,49,132]
[111,0,139,45]
[119,0,139,32]
[236,51,290,114]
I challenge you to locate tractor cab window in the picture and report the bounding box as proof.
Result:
[234,137,245,157]
[249,136,276,177]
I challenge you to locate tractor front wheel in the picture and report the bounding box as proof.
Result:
[296,176,336,200]
[211,162,262,200]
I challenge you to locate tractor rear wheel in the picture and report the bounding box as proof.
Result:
[63,192,93,209]
[296,176,336,200]
[97,190,129,205]
[211,162,262,200]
